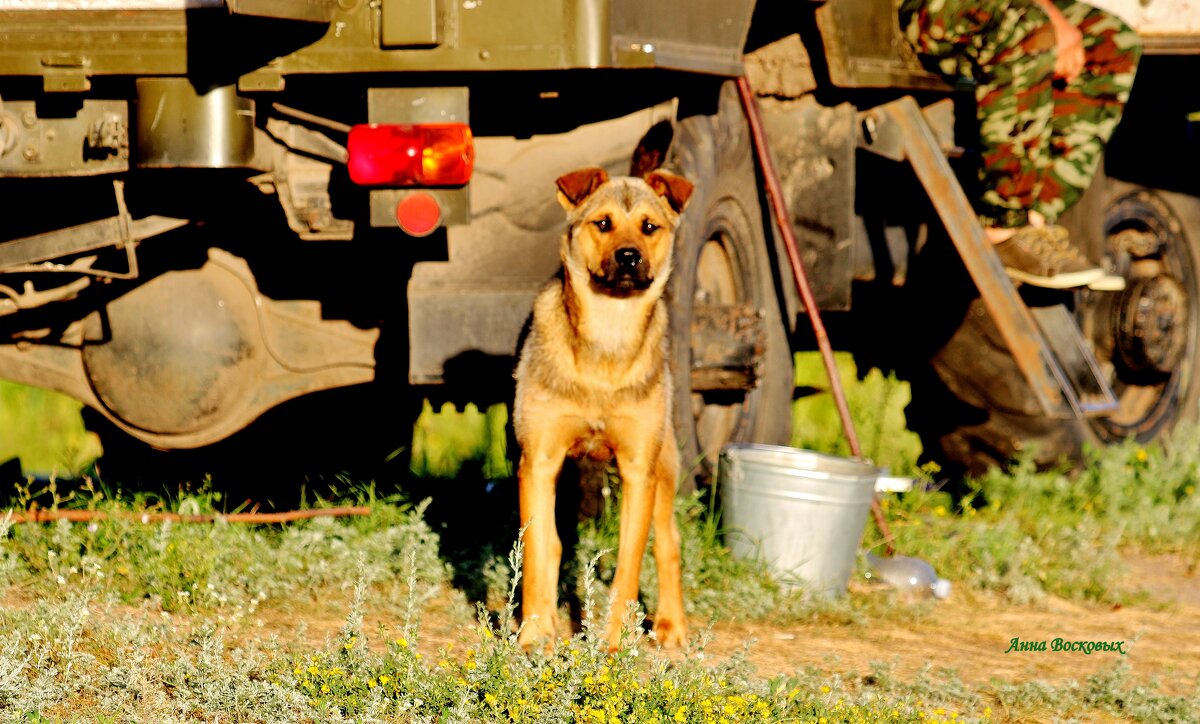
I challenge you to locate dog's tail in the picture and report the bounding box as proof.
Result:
[574,456,612,522]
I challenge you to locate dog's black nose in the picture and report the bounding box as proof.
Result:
[615,247,642,271]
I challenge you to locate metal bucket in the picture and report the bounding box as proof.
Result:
[717,443,882,596]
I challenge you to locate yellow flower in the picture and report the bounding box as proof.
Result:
[1135,448,1149,462]
[307,666,319,675]
[820,685,831,694]
[673,706,687,722]
[293,666,302,676]
[320,684,330,694]
[379,675,392,685]
[397,637,408,648]
[485,693,498,706]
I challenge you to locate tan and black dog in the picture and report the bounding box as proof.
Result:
[513,166,694,649]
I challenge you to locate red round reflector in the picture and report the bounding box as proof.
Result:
[396,192,442,236]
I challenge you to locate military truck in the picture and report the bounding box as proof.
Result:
[0,0,1196,479]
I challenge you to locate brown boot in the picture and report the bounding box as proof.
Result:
[993,225,1105,289]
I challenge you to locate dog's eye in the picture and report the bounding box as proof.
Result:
[641,220,659,235]
[593,216,612,233]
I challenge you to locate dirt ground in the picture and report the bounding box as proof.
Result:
[703,552,1200,696]
[7,549,1193,722]
[253,552,1199,700]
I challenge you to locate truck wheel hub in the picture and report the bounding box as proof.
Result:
[1114,273,1188,377]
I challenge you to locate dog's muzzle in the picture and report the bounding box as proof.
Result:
[616,247,641,272]
[592,246,654,296]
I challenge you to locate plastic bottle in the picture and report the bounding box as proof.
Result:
[865,552,952,600]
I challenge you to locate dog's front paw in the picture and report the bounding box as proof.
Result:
[652,615,688,649]
[517,615,558,650]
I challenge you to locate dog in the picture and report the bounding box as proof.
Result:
[513,165,694,650]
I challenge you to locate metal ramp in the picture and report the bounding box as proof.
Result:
[860,96,1117,419]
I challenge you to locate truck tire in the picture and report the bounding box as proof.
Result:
[908,186,1200,476]
[667,82,794,489]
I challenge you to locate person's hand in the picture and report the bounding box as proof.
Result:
[1033,0,1085,82]
[1050,15,1085,82]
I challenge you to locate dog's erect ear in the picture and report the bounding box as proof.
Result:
[556,167,610,210]
[629,121,674,178]
[645,169,694,214]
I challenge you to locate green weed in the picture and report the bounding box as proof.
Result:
[0,381,101,479]
[792,352,924,476]
[0,515,1194,723]
[410,400,512,480]
[864,432,1200,605]
[1,478,451,617]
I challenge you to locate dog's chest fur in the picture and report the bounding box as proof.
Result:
[514,280,670,431]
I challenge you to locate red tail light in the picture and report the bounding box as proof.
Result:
[347,123,474,186]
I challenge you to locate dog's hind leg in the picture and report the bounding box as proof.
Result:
[517,440,568,649]
[650,431,687,648]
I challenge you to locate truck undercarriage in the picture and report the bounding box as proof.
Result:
[1,0,1198,480]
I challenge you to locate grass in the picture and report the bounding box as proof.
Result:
[3,369,1200,721]
[860,433,1200,607]
[410,400,512,481]
[0,382,101,479]
[0,480,1197,722]
[791,352,924,476]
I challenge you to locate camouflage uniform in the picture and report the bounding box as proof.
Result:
[900,0,1142,228]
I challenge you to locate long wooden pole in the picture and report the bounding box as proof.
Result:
[735,76,896,555]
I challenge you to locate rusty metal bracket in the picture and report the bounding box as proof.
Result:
[863,97,1117,419]
[690,303,765,392]
[0,180,186,277]
[264,117,348,165]
[0,277,91,317]
[264,147,355,241]
[1030,304,1119,416]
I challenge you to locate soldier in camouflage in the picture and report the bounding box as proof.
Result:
[900,0,1142,289]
